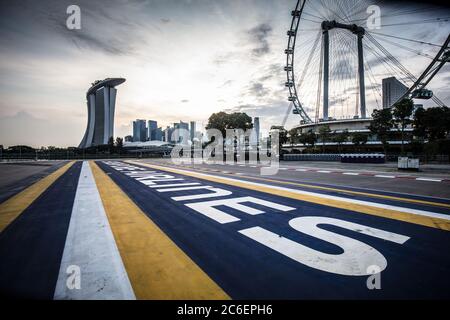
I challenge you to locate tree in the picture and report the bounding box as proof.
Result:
[206,112,253,138]
[289,128,300,145]
[108,136,114,153]
[115,137,124,153]
[392,98,414,155]
[318,125,331,153]
[352,133,368,151]
[369,108,393,154]
[332,129,349,153]
[206,112,253,160]
[413,106,450,142]
[299,130,317,149]
[270,126,288,153]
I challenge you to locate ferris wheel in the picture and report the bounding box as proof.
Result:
[285,0,450,124]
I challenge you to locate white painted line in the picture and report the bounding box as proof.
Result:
[279,168,288,171]
[295,169,308,172]
[250,166,257,168]
[416,178,443,182]
[343,172,360,176]
[54,161,135,300]
[149,182,201,188]
[151,165,450,222]
[239,165,246,167]
[235,173,246,175]
[375,175,396,179]
[317,170,331,173]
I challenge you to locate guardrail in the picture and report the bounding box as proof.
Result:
[283,153,386,163]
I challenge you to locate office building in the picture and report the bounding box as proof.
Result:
[148,120,158,140]
[190,121,196,142]
[382,77,408,109]
[133,119,147,142]
[79,78,125,148]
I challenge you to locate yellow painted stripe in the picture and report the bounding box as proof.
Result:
[128,161,450,231]
[0,161,75,233]
[211,171,450,209]
[90,161,230,300]
[148,163,450,209]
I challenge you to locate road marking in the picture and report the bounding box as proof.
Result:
[375,175,396,179]
[146,162,450,209]
[343,172,360,176]
[54,161,135,300]
[0,161,75,233]
[416,178,443,182]
[129,161,450,231]
[240,216,409,276]
[296,169,308,172]
[317,170,332,173]
[90,161,229,300]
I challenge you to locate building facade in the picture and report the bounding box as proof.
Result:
[79,78,125,148]
[382,77,408,109]
[148,120,158,140]
[133,119,147,142]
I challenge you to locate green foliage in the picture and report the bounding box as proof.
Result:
[369,108,393,153]
[392,98,414,154]
[351,133,368,146]
[299,130,317,147]
[115,137,124,149]
[206,112,253,137]
[413,106,450,142]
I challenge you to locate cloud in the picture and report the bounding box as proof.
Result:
[248,82,270,97]
[181,99,189,103]
[247,23,272,57]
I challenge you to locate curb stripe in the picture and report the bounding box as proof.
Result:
[0,161,75,233]
[129,161,450,231]
[90,161,230,300]
[54,162,135,300]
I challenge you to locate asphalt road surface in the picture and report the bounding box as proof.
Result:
[0,159,449,299]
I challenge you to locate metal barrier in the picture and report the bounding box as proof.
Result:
[341,154,385,164]
[283,154,341,161]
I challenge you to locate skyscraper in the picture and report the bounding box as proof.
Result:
[254,117,260,144]
[79,78,125,148]
[190,121,196,142]
[250,117,260,146]
[133,119,147,142]
[148,120,157,140]
[382,77,408,109]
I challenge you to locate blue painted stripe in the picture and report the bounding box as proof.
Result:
[97,161,450,299]
[0,162,82,299]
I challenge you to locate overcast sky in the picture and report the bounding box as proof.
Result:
[0,0,449,147]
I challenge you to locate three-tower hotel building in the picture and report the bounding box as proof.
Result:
[79,78,126,148]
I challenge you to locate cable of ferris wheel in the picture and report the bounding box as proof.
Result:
[365,34,417,83]
[339,30,380,113]
[368,33,436,60]
[367,31,442,48]
[379,17,450,27]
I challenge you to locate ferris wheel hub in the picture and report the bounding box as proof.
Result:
[321,20,365,35]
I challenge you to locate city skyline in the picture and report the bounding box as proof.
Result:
[0,0,449,148]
